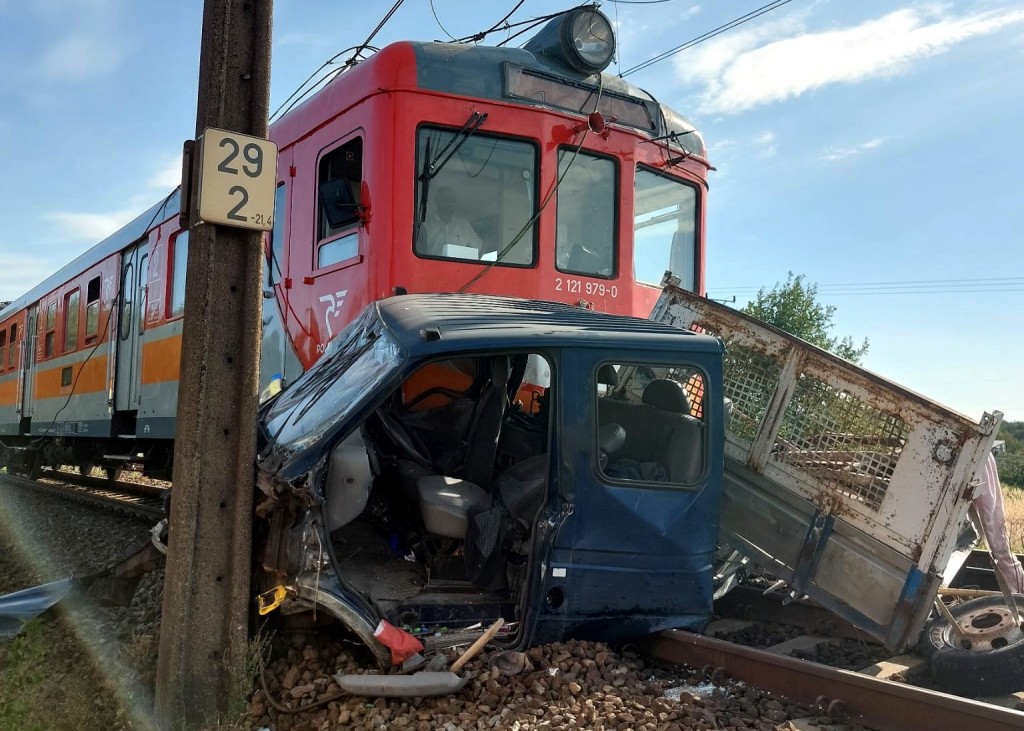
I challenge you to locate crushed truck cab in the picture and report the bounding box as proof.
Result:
[255,294,725,664]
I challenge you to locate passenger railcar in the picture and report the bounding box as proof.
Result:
[0,8,710,478]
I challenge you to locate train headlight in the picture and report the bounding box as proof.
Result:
[524,8,616,75]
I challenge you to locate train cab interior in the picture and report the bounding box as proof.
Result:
[322,352,552,626]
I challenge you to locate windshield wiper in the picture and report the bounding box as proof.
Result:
[417,112,488,226]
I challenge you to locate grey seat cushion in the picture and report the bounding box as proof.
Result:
[416,476,490,539]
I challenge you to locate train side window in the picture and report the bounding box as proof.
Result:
[556,149,617,279]
[86,276,101,338]
[7,324,15,369]
[634,167,697,290]
[169,232,188,318]
[267,184,286,286]
[64,290,80,352]
[0,330,6,371]
[44,302,57,358]
[316,136,362,267]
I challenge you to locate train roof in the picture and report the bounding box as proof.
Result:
[273,39,705,158]
[374,293,723,356]
[0,191,181,321]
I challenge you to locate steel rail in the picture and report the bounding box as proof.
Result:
[638,630,1024,731]
[0,472,164,520]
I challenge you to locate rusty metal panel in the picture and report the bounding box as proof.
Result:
[651,278,1002,648]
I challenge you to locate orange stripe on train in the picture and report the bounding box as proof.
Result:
[34,357,108,400]
[0,378,17,407]
[141,333,182,385]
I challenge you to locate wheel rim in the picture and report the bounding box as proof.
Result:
[944,605,1024,651]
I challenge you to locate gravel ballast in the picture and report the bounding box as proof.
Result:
[248,632,872,731]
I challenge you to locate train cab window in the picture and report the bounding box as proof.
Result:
[556,150,616,278]
[634,168,698,290]
[86,276,101,337]
[44,302,57,358]
[414,127,537,266]
[169,232,188,318]
[316,137,362,268]
[596,363,707,486]
[64,290,80,352]
[7,325,15,369]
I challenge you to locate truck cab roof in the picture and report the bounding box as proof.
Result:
[376,293,724,357]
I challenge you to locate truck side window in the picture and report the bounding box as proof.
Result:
[317,136,362,269]
[595,363,706,485]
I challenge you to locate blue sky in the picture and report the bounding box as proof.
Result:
[0,0,1021,422]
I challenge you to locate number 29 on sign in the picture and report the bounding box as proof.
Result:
[197,128,278,232]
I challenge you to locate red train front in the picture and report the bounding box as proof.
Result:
[0,8,710,476]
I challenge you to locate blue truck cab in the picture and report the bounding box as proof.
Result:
[256,294,724,665]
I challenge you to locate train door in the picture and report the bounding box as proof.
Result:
[115,242,148,412]
[260,178,302,399]
[19,307,37,420]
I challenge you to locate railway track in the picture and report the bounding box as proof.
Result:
[626,582,1024,730]
[0,469,166,520]
[638,629,1024,731]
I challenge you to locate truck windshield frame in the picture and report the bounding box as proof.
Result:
[633,166,699,290]
[414,125,539,268]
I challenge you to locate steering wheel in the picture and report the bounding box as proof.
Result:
[374,410,433,468]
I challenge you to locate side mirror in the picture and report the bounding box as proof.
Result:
[319,179,361,229]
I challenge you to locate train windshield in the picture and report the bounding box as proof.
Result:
[633,168,698,290]
[414,127,537,266]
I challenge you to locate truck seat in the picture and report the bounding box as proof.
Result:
[416,475,491,539]
[598,379,704,483]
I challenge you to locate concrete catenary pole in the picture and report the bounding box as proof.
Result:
[155,0,273,726]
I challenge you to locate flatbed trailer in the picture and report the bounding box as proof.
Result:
[651,275,1002,651]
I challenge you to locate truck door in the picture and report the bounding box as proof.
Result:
[537,347,725,641]
[19,307,37,419]
[115,242,147,411]
[650,281,1000,650]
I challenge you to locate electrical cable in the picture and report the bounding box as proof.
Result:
[271,0,406,123]
[269,46,373,123]
[429,0,458,41]
[619,0,795,77]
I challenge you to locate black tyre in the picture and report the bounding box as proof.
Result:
[919,594,1024,697]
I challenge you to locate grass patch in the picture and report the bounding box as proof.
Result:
[0,616,128,731]
[1001,482,1024,554]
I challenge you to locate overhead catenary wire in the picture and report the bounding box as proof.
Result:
[713,276,1024,298]
[429,0,458,41]
[619,0,796,77]
[270,0,406,123]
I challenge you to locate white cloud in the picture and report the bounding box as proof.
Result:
[150,156,183,191]
[818,137,889,162]
[45,210,139,242]
[43,158,179,243]
[0,254,64,301]
[752,131,777,159]
[38,32,125,80]
[675,6,1024,115]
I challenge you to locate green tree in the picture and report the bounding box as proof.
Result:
[742,272,869,364]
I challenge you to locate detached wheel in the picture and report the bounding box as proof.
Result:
[920,594,1024,697]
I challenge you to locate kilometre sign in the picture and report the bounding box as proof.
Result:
[196,128,278,231]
